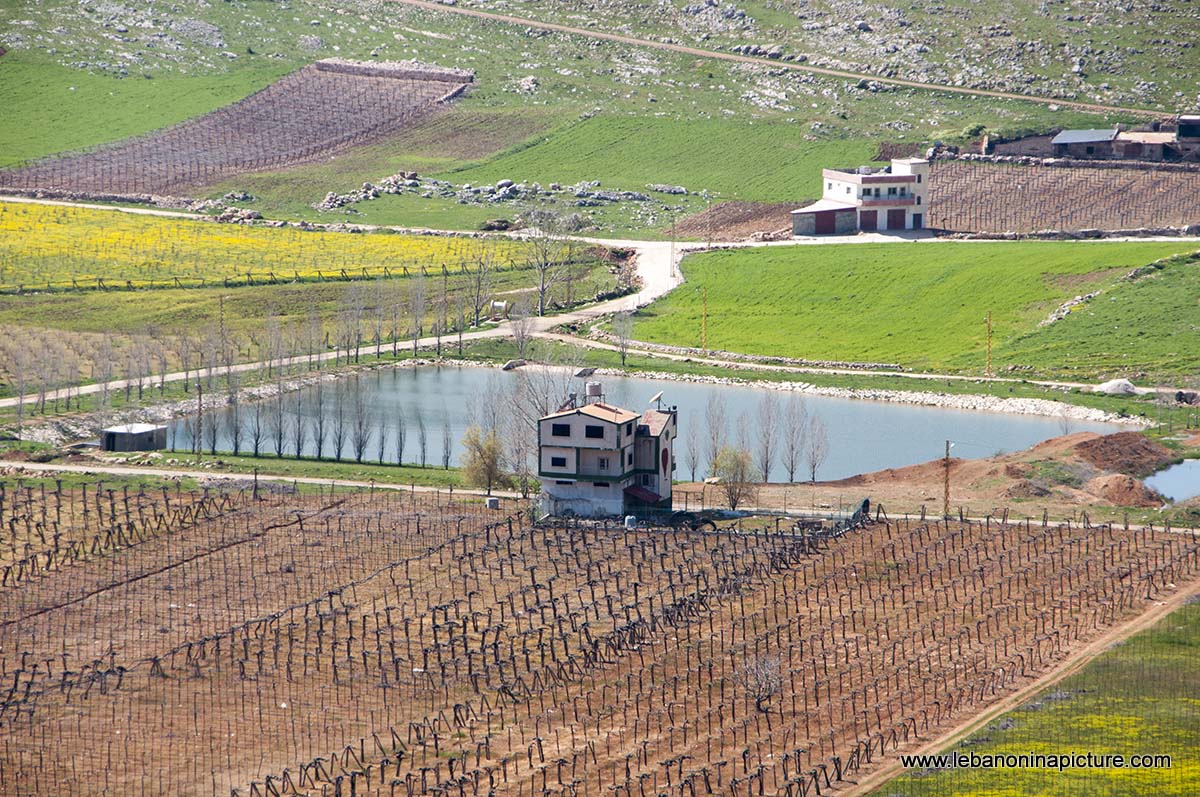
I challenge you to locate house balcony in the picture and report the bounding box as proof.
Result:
[859,196,916,207]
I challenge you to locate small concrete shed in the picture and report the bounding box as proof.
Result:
[101,423,167,452]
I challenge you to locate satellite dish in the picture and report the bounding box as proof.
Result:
[648,391,664,407]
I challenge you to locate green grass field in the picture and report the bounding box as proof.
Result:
[875,599,1200,796]
[632,242,1200,378]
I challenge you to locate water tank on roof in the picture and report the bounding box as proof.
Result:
[586,382,603,398]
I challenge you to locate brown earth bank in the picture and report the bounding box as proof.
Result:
[678,431,1195,518]
[673,200,798,240]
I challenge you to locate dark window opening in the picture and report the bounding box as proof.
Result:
[550,456,567,467]
[917,174,922,183]
[585,425,604,439]
[551,423,570,437]
[555,480,573,485]
[598,457,609,471]
[593,482,608,488]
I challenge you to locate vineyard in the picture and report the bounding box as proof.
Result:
[0,61,469,195]
[0,202,528,293]
[1,478,1197,796]
[928,160,1200,234]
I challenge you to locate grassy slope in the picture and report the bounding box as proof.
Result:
[874,600,1200,796]
[439,116,880,200]
[0,54,289,168]
[109,451,464,488]
[632,242,1200,376]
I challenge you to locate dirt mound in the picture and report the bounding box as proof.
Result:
[1006,480,1051,498]
[1084,474,1163,507]
[1073,432,1173,477]
[674,201,797,240]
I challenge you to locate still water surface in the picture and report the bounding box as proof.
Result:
[170,366,1124,481]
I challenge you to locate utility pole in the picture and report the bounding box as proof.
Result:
[985,310,993,377]
[702,287,708,355]
[943,439,951,519]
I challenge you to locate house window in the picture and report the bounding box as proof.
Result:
[888,186,897,196]
[1086,146,1094,155]
[916,196,922,205]
[627,452,633,465]
[598,457,609,470]
[555,479,573,485]
[827,182,832,190]
[585,425,604,439]
[846,186,851,194]
[641,475,650,486]
[916,174,922,183]
[593,482,608,488]
[551,423,570,437]
[625,422,634,435]
[550,456,567,467]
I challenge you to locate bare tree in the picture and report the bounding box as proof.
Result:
[312,382,328,459]
[704,395,727,477]
[1058,405,1076,436]
[712,445,755,510]
[441,413,452,469]
[468,252,494,328]
[523,209,568,316]
[756,393,779,483]
[510,296,534,359]
[175,334,193,393]
[205,402,220,456]
[416,410,428,467]
[613,312,633,367]
[781,394,807,483]
[806,414,829,483]
[350,380,374,463]
[227,375,243,456]
[250,400,266,457]
[290,393,311,459]
[735,655,782,712]
[683,411,700,481]
[269,394,286,458]
[409,271,426,357]
[332,385,348,460]
[394,406,407,465]
[376,418,390,464]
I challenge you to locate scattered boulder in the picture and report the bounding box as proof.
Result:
[1093,378,1136,395]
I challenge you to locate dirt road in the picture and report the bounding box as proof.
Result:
[390,0,1160,118]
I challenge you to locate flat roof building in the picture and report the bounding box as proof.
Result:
[101,423,167,452]
[792,158,929,235]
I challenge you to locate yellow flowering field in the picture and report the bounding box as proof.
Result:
[0,201,527,291]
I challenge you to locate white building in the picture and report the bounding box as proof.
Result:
[792,157,929,235]
[538,385,677,518]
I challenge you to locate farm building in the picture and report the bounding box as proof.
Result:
[538,384,677,517]
[1051,128,1118,158]
[100,423,167,452]
[792,157,929,235]
[1049,116,1200,161]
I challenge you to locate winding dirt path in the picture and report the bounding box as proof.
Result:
[390,0,1160,118]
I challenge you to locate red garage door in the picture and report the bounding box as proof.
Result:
[815,211,836,234]
[859,210,877,231]
[887,209,906,230]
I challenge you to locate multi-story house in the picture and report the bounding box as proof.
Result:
[538,384,677,517]
[792,157,929,235]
